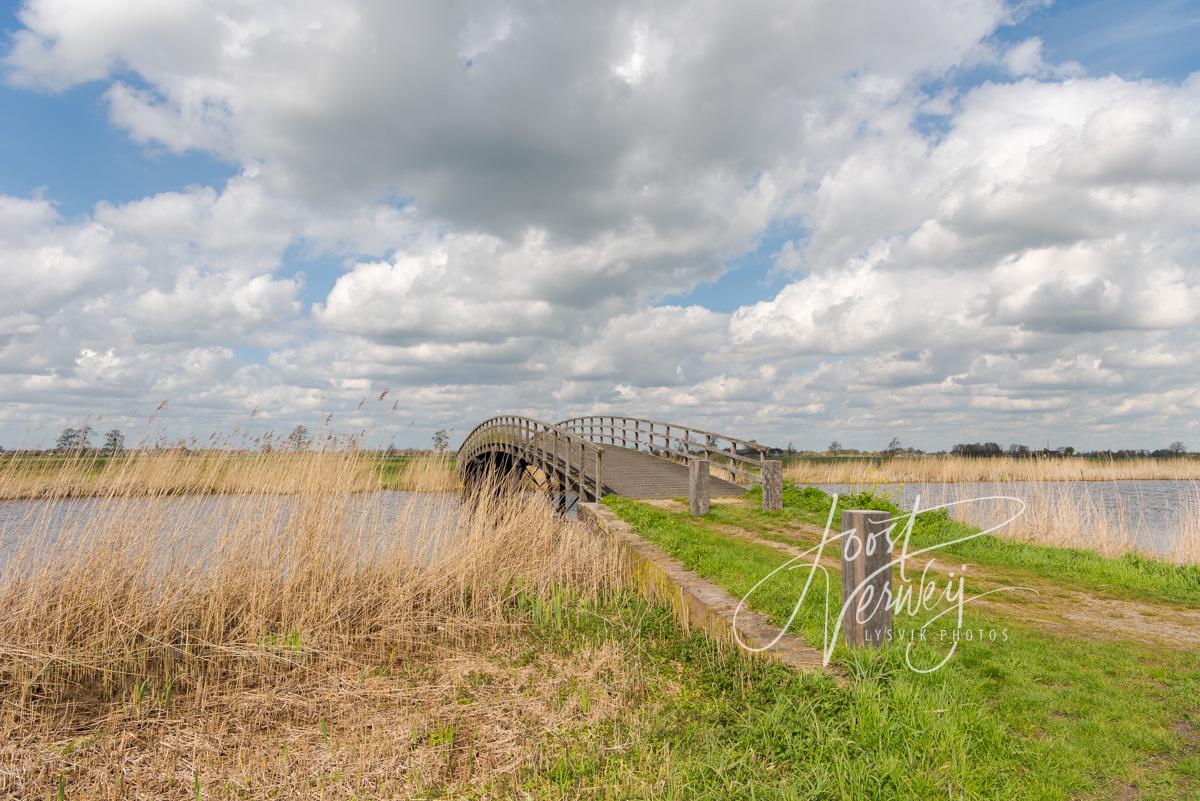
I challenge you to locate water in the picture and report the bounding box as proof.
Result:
[809,480,1200,556]
[5,482,1197,560]
[0,491,463,568]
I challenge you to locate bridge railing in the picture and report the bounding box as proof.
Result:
[555,414,772,487]
[457,415,607,501]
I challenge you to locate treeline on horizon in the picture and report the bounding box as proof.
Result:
[779,438,1192,459]
[0,423,454,457]
[2,424,1191,460]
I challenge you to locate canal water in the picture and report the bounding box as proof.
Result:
[0,491,464,568]
[2,482,1197,561]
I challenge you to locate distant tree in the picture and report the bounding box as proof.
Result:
[885,436,902,455]
[1059,446,1076,457]
[1007,443,1031,458]
[1169,441,1187,456]
[951,442,1003,457]
[285,425,311,451]
[432,429,450,452]
[827,440,841,455]
[55,425,93,453]
[103,429,125,454]
[786,441,795,454]
[55,428,74,452]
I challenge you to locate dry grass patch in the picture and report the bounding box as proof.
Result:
[4,642,644,799]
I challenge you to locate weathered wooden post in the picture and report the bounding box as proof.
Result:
[577,440,586,500]
[761,460,782,511]
[594,447,604,500]
[840,510,893,647]
[689,458,710,515]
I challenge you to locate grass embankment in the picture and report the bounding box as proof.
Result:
[726,485,1200,605]
[0,450,458,499]
[602,489,1200,800]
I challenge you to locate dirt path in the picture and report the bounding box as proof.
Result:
[646,499,1200,649]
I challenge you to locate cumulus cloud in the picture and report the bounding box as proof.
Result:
[2,0,1200,448]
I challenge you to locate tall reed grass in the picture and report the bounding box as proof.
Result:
[0,446,618,797]
[784,455,1200,484]
[814,478,1200,565]
[929,481,1200,565]
[0,449,459,500]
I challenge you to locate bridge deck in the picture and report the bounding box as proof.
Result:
[587,446,746,500]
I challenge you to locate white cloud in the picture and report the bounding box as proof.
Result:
[2,1,1200,449]
[1004,37,1047,76]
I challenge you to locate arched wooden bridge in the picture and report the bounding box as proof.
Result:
[458,414,783,508]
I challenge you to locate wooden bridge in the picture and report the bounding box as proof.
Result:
[458,414,783,510]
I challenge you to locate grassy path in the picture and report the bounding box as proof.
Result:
[596,489,1200,800]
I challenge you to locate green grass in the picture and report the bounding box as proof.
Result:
[574,493,1200,800]
[715,484,1200,607]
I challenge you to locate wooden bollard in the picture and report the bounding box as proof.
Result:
[689,458,710,515]
[761,460,782,511]
[840,510,893,647]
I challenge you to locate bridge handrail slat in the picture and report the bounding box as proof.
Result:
[457,415,607,501]
[556,415,769,481]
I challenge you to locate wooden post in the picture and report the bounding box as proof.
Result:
[840,510,893,648]
[761,460,782,511]
[594,447,604,500]
[578,441,586,500]
[552,429,561,506]
[689,458,710,515]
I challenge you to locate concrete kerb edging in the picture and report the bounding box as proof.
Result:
[578,502,838,677]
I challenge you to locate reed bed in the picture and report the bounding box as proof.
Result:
[385,452,461,493]
[943,481,1200,564]
[0,447,622,798]
[816,479,1200,565]
[784,455,1200,484]
[0,449,459,500]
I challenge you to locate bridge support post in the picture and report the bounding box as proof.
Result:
[762,460,782,511]
[577,441,586,501]
[689,458,710,516]
[840,510,893,647]
[594,447,604,500]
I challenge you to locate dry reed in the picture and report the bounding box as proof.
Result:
[814,478,1200,565]
[0,446,623,798]
[390,452,461,492]
[0,449,460,500]
[784,455,1200,484]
